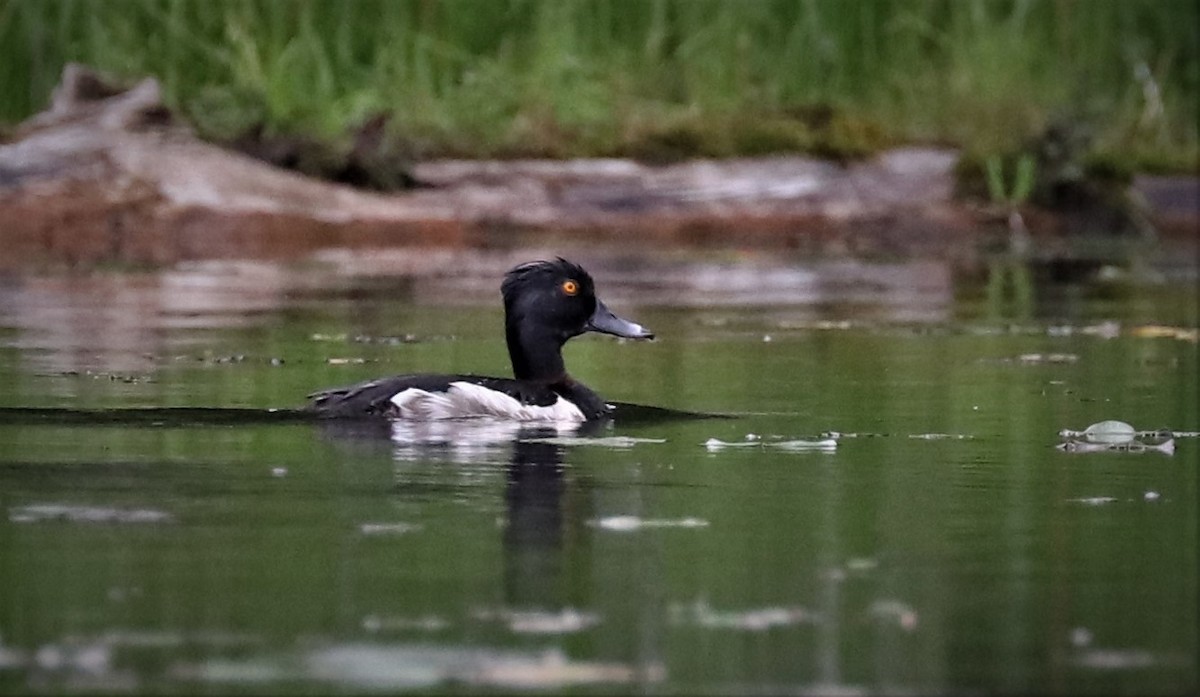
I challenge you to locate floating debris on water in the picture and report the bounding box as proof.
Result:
[704,438,759,451]
[866,600,919,631]
[1045,322,1122,339]
[590,516,709,532]
[1069,497,1119,506]
[844,557,879,572]
[669,598,817,631]
[1059,440,1175,455]
[353,334,424,345]
[1058,420,1176,455]
[9,504,174,524]
[359,522,421,536]
[312,333,439,345]
[705,435,837,452]
[472,608,600,635]
[362,614,450,633]
[1070,627,1094,647]
[908,433,972,440]
[1067,420,1137,444]
[43,369,153,383]
[524,436,667,448]
[1018,353,1079,363]
[326,357,368,365]
[775,319,854,331]
[1073,648,1158,670]
[1144,491,1161,502]
[0,638,28,670]
[1129,325,1199,343]
[211,354,247,363]
[767,438,838,452]
[189,644,660,690]
[270,467,288,477]
[818,431,886,439]
[1080,322,1122,340]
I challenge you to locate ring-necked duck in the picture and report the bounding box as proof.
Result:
[308,258,654,421]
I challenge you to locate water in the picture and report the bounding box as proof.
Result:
[0,256,1196,695]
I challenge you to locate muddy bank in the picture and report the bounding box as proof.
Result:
[0,65,1193,273]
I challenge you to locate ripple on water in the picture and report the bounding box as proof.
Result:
[8,504,174,524]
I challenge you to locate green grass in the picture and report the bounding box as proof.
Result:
[1,0,1196,169]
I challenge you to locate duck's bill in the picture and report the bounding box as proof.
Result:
[586,301,655,340]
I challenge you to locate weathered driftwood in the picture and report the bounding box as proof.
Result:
[4,63,1180,271]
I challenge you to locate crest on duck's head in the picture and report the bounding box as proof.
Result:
[503,258,594,301]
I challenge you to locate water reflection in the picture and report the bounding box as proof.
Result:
[0,263,299,373]
[503,435,569,609]
[0,255,957,377]
[323,417,584,612]
[0,252,1194,694]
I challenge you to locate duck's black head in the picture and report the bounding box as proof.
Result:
[502,258,653,381]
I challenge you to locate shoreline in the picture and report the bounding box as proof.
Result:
[1,66,1195,276]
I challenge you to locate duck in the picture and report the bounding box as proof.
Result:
[307,258,654,421]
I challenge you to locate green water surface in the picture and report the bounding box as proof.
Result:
[0,262,1196,695]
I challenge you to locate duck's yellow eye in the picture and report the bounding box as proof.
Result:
[561,280,579,296]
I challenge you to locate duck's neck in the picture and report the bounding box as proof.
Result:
[506,322,567,383]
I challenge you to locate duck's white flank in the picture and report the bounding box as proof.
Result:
[388,381,586,422]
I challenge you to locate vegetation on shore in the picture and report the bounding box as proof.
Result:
[2,0,1196,180]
